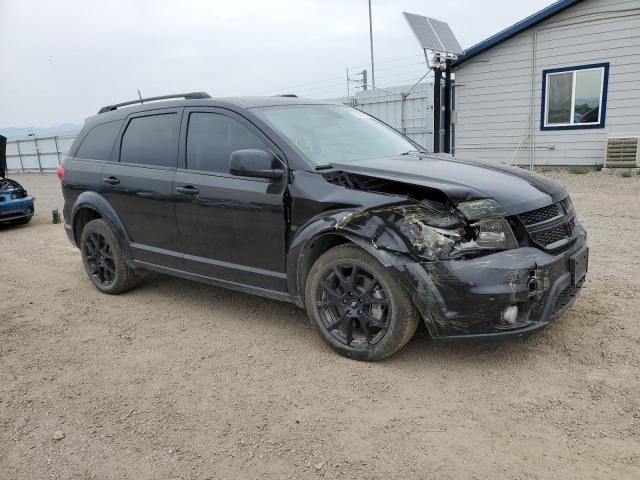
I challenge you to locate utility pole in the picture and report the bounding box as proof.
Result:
[368,0,375,88]
[346,68,350,99]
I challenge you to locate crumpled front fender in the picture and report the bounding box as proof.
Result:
[286,207,425,308]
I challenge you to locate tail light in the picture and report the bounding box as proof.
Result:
[56,165,64,182]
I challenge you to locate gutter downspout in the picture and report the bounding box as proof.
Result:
[529,28,538,170]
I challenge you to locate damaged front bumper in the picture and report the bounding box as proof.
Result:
[0,195,35,222]
[395,235,588,341]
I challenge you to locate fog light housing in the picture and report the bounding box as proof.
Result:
[501,305,519,325]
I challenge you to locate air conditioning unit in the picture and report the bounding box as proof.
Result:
[604,135,640,168]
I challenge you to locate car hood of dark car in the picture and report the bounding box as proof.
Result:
[329,154,567,216]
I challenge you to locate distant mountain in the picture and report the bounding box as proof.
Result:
[0,123,82,140]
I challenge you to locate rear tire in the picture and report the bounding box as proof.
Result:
[305,244,419,361]
[80,218,138,294]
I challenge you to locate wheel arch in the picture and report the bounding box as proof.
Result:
[286,211,415,308]
[287,211,439,337]
[70,192,135,267]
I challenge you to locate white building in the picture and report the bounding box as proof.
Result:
[452,0,640,167]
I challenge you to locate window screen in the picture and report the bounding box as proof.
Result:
[120,114,178,167]
[546,73,573,125]
[75,121,122,160]
[186,113,268,173]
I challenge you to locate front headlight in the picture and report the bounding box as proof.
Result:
[471,218,518,250]
[394,202,518,260]
[454,200,518,254]
[455,199,506,221]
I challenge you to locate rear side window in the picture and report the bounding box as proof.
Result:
[186,113,268,173]
[120,114,178,167]
[75,120,122,161]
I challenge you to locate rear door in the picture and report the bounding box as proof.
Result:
[63,120,124,222]
[102,108,182,268]
[174,107,288,292]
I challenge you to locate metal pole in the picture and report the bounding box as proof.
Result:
[368,0,375,88]
[33,137,42,173]
[15,140,24,172]
[346,68,350,99]
[444,59,452,154]
[433,56,442,153]
[53,136,61,165]
[400,93,407,135]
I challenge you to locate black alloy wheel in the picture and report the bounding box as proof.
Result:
[80,218,138,294]
[316,263,390,347]
[83,231,116,286]
[305,244,420,361]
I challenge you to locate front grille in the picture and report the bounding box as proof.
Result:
[519,197,577,250]
[519,203,560,225]
[560,197,572,213]
[532,223,571,246]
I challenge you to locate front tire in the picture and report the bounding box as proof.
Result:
[80,218,138,294]
[305,244,419,361]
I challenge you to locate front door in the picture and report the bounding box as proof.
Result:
[174,108,288,292]
[102,108,182,268]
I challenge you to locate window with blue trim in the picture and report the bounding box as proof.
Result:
[541,63,609,130]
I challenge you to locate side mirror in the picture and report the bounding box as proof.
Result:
[229,149,284,180]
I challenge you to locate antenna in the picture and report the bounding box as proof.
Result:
[137,89,144,104]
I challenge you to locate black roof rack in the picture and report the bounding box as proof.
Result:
[275,94,298,98]
[98,91,211,114]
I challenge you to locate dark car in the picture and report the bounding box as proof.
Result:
[0,135,35,225]
[59,92,588,361]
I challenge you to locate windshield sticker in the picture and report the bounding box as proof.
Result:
[295,136,313,151]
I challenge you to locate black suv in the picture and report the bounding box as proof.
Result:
[60,92,588,361]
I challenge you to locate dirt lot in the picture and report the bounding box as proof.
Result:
[1,171,639,480]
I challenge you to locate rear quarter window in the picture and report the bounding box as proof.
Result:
[120,113,178,167]
[75,120,123,161]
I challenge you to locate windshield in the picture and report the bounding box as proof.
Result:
[253,104,421,166]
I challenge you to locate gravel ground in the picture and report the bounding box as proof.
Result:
[1,171,639,480]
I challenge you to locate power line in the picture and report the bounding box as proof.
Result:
[256,54,428,96]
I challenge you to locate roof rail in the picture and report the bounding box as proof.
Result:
[275,94,298,98]
[98,91,211,114]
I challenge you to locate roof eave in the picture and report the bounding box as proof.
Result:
[452,0,584,68]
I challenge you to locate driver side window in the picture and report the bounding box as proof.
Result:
[186,113,268,173]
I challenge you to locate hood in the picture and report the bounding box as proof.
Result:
[330,154,567,215]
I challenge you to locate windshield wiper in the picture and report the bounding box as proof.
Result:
[400,150,426,156]
[315,164,334,170]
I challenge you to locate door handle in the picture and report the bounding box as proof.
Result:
[103,176,120,185]
[176,185,200,195]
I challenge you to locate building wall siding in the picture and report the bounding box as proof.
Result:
[454,0,640,166]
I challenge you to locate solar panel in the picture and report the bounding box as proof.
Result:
[428,17,464,55]
[403,12,464,56]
